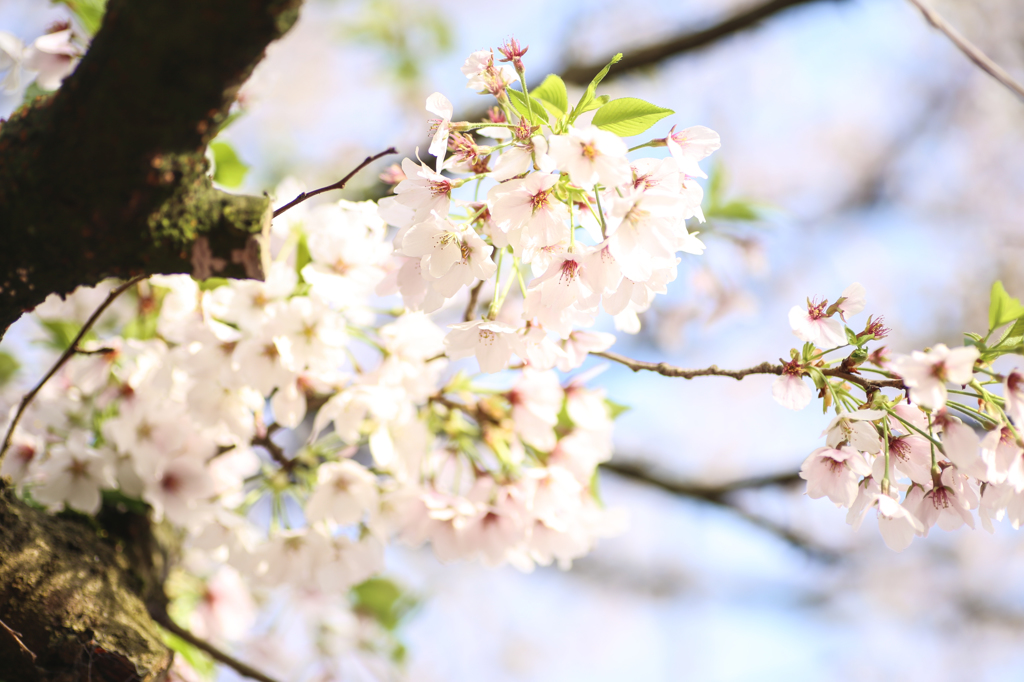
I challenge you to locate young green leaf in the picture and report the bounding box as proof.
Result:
[706,200,759,221]
[506,87,549,125]
[210,141,249,188]
[591,97,674,137]
[532,74,569,116]
[352,577,418,631]
[55,0,108,36]
[569,53,622,122]
[577,94,610,116]
[0,351,19,388]
[988,280,1024,331]
[605,398,631,420]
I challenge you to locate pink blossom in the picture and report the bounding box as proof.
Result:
[800,445,872,507]
[912,467,977,532]
[664,125,720,179]
[488,173,570,251]
[305,460,379,526]
[890,344,979,410]
[548,126,631,190]
[772,361,812,411]
[444,319,519,373]
[848,493,925,551]
[1005,369,1024,426]
[425,92,454,170]
[789,297,845,348]
[836,282,866,321]
[822,409,884,453]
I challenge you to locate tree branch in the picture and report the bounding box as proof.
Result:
[558,0,844,84]
[600,459,836,560]
[0,275,143,468]
[0,617,35,663]
[463,280,485,322]
[0,484,173,681]
[0,0,305,338]
[272,147,398,218]
[907,0,1024,102]
[150,609,281,682]
[593,349,905,391]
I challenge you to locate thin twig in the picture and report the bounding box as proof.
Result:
[593,350,905,391]
[463,280,485,322]
[0,275,144,467]
[601,459,836,560]
[151,610,281,682]
[253,432,293,471]
[907,0,1024,101]
[0,617,36,662]
[273,147,398,218]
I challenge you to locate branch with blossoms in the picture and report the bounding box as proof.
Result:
[598,279,1024,552]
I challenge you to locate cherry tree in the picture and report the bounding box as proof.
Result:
[1,1,1023,681]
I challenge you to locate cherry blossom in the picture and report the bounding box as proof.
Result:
[789,297,845,349]
[889,344,980,410]
[772,361,812,411]
[800,445,872,507]
[663,125,721,179]
[444,319,520,373]
[548,126,631,190]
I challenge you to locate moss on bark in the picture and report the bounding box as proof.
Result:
[0,0,302,336]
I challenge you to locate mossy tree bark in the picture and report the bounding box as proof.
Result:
[0,0,303,337]
[0,0,303,678]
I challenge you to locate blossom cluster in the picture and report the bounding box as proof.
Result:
[777,282,1024,551]
[0,41,726,678]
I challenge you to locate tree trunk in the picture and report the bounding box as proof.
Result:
[0,0,303,677]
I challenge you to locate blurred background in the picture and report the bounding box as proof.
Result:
[3,0,1024,680]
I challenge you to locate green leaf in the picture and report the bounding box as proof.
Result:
[707,200,759,221]
[295,234,313,278]
[351,577,417,631]
[162,631,215,679]
[995,316,1024,351]
[55,0,108,35]
[591,97,674,137]
[570,53,622,122]
[988,281,1024,331]
[210,141,249,188]
[605,398,630,420]
[506,87,548,125]
[38,319,88,350]
[0,351,19,388]
[196,277,229,291]
[531,74,568,117]
[122,312,158,340]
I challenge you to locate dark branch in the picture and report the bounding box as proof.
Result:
[594,350,905,391]
[906,0,1024,102]
[151,609,281,682]
[600,459,836,560]
[0,0,305,337]
[602,459,802,503]
[559,0,844,84]
[463,280,485,322]
[0,617,35,663]
[273,147,398,218]
[0,275,143,468]
[253,432,294,471]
